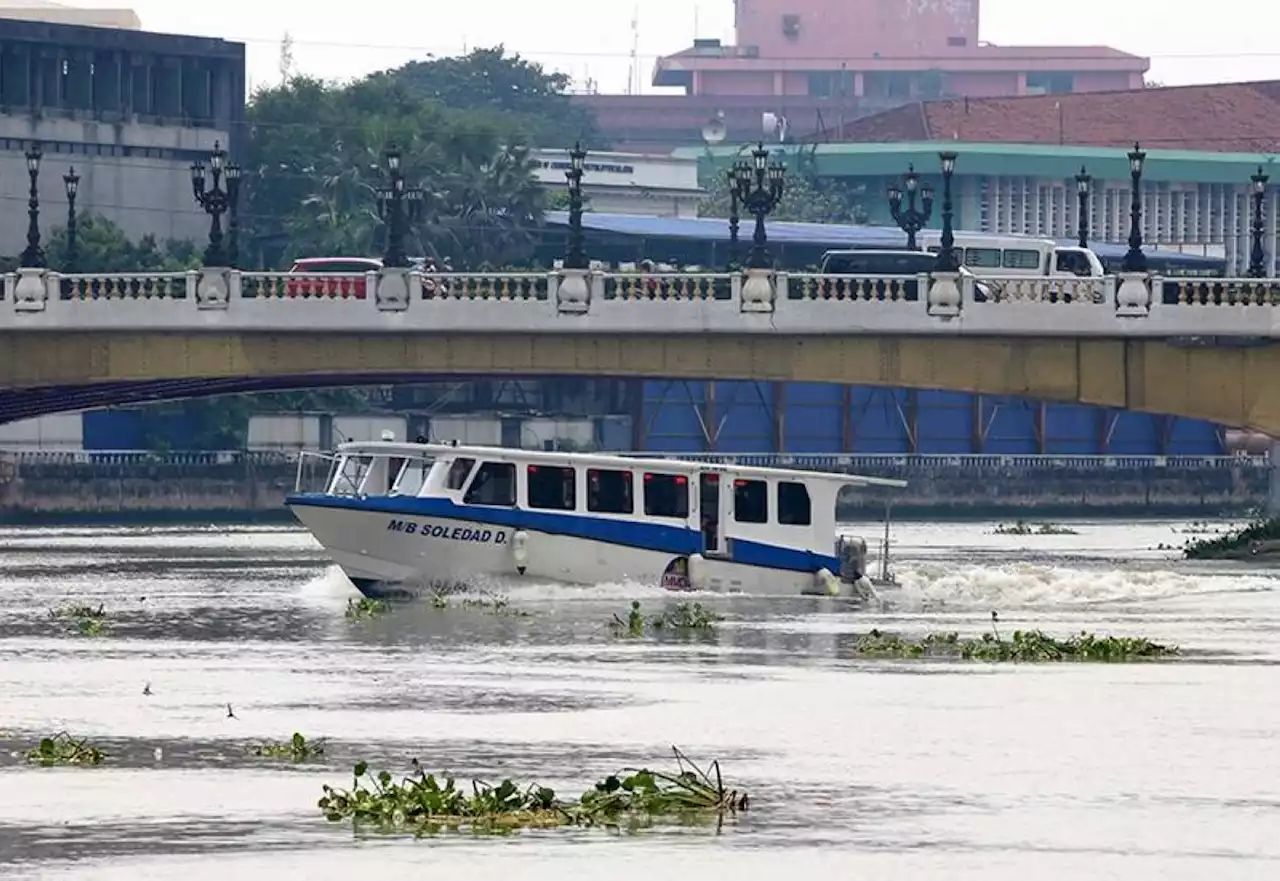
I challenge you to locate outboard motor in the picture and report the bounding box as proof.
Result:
[836,536,869,583]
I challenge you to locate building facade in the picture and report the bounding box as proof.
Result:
[532,150,703,218]
[687,141,1278,275]
[0,16,245,254]
[574,0,1148,153]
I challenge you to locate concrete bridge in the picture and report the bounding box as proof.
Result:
[3,264,1280,434]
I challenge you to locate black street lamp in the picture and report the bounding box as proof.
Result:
[1075,165,1092,249]
[20,143,46,269]
[564,142,588,270]
[191,141,231,267]
[726,161,751,270]
[225,160,242,269]
[888,163,934,250]
[1121,142,1147,273]
[732,142,786,269]
[63,166,80,273]
[933,151,959,272]
[1248,166,1269,279]
[376,145,424,269]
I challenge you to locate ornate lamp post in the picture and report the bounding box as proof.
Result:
[933,151,959,272]
[20,143,46,269]
[191,141,231,267]
[376,145,424,268]
[1248,166,1269,278]
[225,160,242,268]
[888,163,934,250]
[63,166,80,273]
[564,142,588,270]
[732,141,786,269]
[1075,166,1092,249]
[726,161,751,270]
[1121,142,1147,273]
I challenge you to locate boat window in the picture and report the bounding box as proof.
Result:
[643,472,690,519]
[1002,249,1042,270]
[777,481,812,526]
[392,458,428,497]
[446,457,476,490]
[463,461,516,507]
[587,468,633,514]
[963,247,1002,268]
[527,465,576,511]
[332,455,372,495]
[733,479,768,524]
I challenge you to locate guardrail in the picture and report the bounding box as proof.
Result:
[0,449,1268,471]
[5,267,1280,338]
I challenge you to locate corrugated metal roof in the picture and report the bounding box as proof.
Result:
[542,211,1222,264]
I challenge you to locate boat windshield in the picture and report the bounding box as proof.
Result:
[328,455,373,496]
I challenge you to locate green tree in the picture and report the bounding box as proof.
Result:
[698,171,870,224]
[43,214,197,273]
[244,72,548,269]
[386,46,602,149]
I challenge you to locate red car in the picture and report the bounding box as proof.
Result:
[284,257,382,299]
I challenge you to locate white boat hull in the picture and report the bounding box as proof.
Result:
[290,501,834,598]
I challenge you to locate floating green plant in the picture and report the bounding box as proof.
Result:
[993,521,1079,536]
[253,732,327,762]
[318,746,747,836]
[345,597,391,620]
[1183,513,1280,559]
[49,602,108,636]
[610,601,721,637]
[849,628,1177,662]
[26,732,105,766]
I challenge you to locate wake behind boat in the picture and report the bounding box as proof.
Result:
[286,441,906,599]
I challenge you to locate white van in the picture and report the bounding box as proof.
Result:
[916,232,1105,279]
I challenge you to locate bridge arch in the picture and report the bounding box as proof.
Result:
[2,332,1279,436]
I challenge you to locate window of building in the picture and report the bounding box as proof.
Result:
[807,70,853,99]
[777,482,812,526]
[1003,249,1042,270]
[446,457,475,490]
[587,468,633,514]
[947,36,968,47]
[643,472,690,518]
[1025,72,1075,95]
[527,465,576,511]
[963,247,1002,268]
[733,479,768,524]
[463,461,516,507]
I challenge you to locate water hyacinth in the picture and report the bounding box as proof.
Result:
[849,628,1177,662]
[318,747,748,835]
[26,732,106,766]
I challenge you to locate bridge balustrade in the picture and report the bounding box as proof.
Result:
[3,266,1280,340]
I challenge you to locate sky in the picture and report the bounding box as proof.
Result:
[57,0,1280,94]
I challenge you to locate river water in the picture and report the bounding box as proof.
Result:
[1,519,1278,880]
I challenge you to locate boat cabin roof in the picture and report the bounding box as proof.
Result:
[333,441,908,489]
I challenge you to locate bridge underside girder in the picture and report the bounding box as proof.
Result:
[2,333,1278,436]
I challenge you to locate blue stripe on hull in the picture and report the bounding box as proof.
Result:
[287,493,839,574]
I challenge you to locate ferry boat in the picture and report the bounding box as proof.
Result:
[286,441,907,599]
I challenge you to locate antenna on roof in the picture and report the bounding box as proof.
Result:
[627,4,640,96]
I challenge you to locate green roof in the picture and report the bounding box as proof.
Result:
[676,142,1278,184]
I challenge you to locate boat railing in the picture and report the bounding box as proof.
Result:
[294,450,340,494]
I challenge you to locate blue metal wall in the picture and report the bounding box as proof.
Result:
[637,381,1225,455]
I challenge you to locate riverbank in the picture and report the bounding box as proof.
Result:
[0,453,1266,524]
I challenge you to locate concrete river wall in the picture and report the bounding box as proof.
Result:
[0,452,1266,524]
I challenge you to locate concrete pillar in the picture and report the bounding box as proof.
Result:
[1269,441,1280,516]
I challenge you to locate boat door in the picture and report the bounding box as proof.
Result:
[699,472,729,557]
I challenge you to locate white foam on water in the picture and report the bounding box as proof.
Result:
[882,560,1280,611]
[295,564,357,608]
